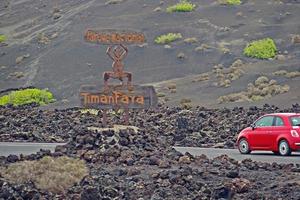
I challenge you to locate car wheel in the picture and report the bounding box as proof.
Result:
[238,138,251,154]
[278,140,291,156]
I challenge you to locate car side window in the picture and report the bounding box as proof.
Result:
[255,116,274,127]
[274,117,284,126]
[290,117,300,126]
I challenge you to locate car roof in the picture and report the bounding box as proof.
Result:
[264,113,300,117]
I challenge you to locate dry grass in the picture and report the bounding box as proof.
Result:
[213,59,244,87]
[218,76,290,103]
[191,60,244,87]
[0,156,88,194]
[192,73,210,82]
[291,34,300,44]
[184,37,198,44]
[180,98,192,104]
[194,44,213,52]
[180,98,192,109]
[88,124,139,133]
[80,109,99,115]
[273,70,300,78]
[37,33,50,44]
[181,103,192,109]
[157,93,166,97]
[167,83,177,90]
[105,0,123,5]
[170,89,177,93]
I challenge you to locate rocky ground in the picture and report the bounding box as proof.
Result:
[1,0,300,199]
[1,123,300,199]
[1,103,300,148]
[0,0,300,108]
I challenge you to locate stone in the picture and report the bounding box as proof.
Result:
[6,155,19,163]
[81,187,100,200]
[15,56,24,64]
[291,35,300,44]
[178,155,191,164]
[226,170,239,178]
[158,160,170,168]
[231,178,251,193]
[153,7,161,12]
[177,52,186,59]
[275,54,286,61]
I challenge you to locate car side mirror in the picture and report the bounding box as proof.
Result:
[250,124,256,130]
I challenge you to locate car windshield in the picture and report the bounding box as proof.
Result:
[290,116,300,126]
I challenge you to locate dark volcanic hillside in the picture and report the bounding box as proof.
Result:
[0,0,300,108]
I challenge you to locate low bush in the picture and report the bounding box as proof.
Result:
[219,0,241,5]
[166,0,196,12]
[243,38,277,59]
[167,83,177,90]
[1,156,88,193]
[157,93,166,97]
[192,73,210,82]
[180,98,192,104]
[273,70,300,78]
[155,33,182,44]
[0,88,55,106]
[218,76,289,103]
[213,59,244,87]
[184,37,198,44]
[0,35,6,43]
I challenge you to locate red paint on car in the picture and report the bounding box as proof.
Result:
[237,113,300,156]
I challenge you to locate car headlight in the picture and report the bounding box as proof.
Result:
[291,130,299,137]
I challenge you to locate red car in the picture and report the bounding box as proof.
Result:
[237,113,300,156]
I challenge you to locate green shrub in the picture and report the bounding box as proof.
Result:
[0,88,55,106]
[219,0,241,5]
[0,35,6,43]
[166,0,196,12]
[155,33,182,44]
[243,38,277,59]
[1,156,88,193]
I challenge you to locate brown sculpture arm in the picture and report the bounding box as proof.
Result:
[120,44,128,59]
[106,45,114,60]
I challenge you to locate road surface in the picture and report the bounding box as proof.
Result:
[0,143,299,164]
[0,142,66,157]
[175,147,300,164]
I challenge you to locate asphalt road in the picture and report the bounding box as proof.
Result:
[175,147,300,164]
[0,142,66,157]
[1,143,299,164]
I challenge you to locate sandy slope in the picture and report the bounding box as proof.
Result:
[0,0,299,108]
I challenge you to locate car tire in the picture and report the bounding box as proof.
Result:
[278,140,291,156]
[238,138,251,154]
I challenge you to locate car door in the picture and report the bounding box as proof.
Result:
[248,116,274,149]
[271,116,288,149]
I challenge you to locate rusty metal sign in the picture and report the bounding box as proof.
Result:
[80,85,158,109]
[81,29,156,125]
[84,29,146,45]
